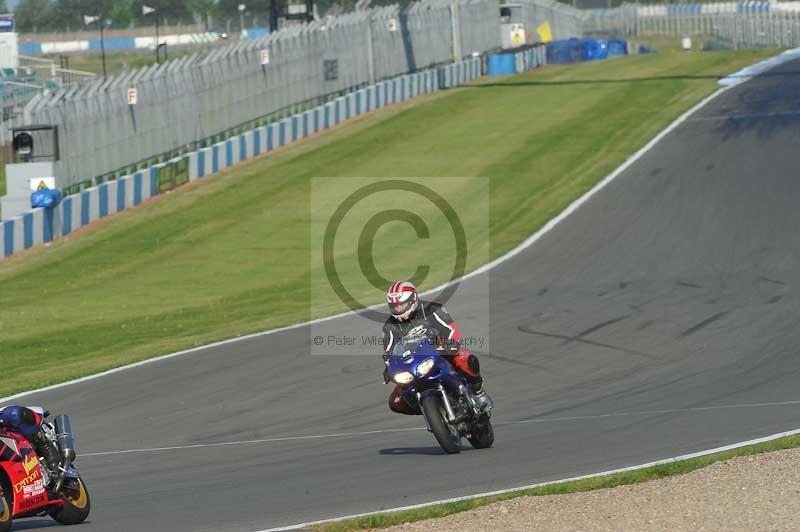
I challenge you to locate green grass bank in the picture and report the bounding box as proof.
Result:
[0,47,775,396]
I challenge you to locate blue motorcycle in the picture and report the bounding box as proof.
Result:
[386,336,494,454]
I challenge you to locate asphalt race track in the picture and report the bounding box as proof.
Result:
[11,60,800,531]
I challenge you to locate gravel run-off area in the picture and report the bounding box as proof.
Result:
[375,448,800,532]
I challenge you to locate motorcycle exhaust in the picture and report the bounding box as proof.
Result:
[54,415,76,462]
[53,415,76,492]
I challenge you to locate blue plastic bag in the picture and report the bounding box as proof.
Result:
[31,188,63,209]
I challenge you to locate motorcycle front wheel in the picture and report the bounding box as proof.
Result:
[468,414,494,449]
[421,395,461,454]
[0,491,12,532]
[50,478,91,525]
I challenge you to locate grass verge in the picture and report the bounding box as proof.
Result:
[0,47,777,396]
[313,433,800,531]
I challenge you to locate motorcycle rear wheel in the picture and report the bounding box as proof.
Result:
[421,395,461,454]
[0,492,12,532]
[50,478,91,525]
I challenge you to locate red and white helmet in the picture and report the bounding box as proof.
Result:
[386,281,419,321]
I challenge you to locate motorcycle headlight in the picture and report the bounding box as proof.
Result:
[416,358,435,377]
[393,371,414,385]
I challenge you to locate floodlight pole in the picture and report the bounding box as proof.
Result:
[156,16,160,63]
[239,4,246,39]
[99,21,107,80]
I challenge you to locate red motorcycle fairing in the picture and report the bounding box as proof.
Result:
[0,430,63,517]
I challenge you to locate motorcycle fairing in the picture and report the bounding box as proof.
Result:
[0,431,63,517]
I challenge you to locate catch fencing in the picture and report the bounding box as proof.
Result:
[21,0,510,192]
[13,0,800,197]
[584,2,800,49]
[1,58,484,259]
[17,0,592,193]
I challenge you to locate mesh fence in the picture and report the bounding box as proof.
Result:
[584,3,800,50]
[21,0,493,188]
[18,0,594,190]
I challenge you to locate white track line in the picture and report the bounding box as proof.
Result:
[0,83,734,405]
[718,46,800,86]
[80,427,426,457]
[79,399,800,457]
[687,110,800,122]
[255,426,800,532]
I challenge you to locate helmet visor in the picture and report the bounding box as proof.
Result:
[389,299,412,316]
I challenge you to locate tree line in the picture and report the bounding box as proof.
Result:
[12,0,410,33]
[12,0,634,34]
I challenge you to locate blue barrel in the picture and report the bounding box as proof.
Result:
[582,39,609,61]
[487,54,516,76]
[607,40,628,57]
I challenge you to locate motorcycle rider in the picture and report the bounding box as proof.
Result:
[0,405,61,476]
[381,280,493,414]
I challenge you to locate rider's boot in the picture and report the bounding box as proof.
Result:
[468,378,494,412]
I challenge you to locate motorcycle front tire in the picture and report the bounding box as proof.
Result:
[468,414,495,449]
[421,395,461,454]
[0,491,12,532]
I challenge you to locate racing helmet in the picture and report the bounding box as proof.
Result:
[386,281,419,321]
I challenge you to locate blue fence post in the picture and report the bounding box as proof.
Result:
[225,139,234,167]
[23,213,33,249]
[267,124,275,151]
[81,191,90,226]
[43,209,53,243]
[134,172,143,205]
[99,183,109,217]
[117,178,126,212]
[149,167,158,197]
[240,135,247,161]
[62,197,72,236]
[198,150,206,177]
[253,129,261,156]
[3,220,13,257]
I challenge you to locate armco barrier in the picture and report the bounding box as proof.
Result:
[0,56,495,260]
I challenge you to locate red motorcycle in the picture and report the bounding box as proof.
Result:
[0,407,90,531]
